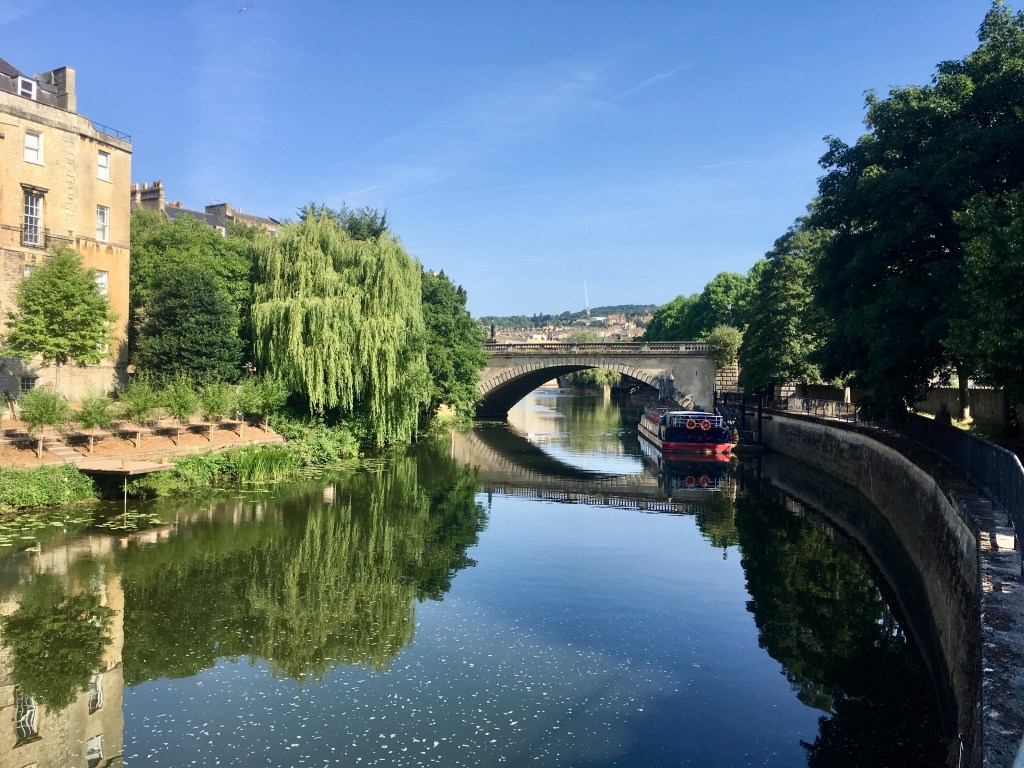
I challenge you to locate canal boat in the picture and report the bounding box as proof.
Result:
[638,406,733,454]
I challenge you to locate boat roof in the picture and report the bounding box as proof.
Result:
[650,409,717,418]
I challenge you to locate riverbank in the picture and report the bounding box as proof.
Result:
[763,411,1024,768]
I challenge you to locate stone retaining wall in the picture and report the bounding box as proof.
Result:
[763,414,982,766]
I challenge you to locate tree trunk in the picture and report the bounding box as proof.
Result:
[955,361,971,422]
[36,434,43,460]
[88,432,95,455]
[135,429,142,449]
[173,425,180,446]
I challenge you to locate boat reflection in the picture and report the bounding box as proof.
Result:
[638,438,733,494]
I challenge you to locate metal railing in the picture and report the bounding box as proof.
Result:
[768,396,860,423]
[90,121,131,142]
[907,414,1024,542]
[485,341,709,354]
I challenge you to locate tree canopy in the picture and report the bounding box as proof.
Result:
[1,246,115,368]
[644,271,755,341]
[420,270,488,419]
[251,207,430,446]
[134,265,244,382]
[739,216,833,392]
[812,3,1024,417]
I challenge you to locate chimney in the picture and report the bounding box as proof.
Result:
[46,67,76,112]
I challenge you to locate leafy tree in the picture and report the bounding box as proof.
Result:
[76,391,116,455]
[161,376,199,445]
[739,217,833,392]
[119,376,160,447]
[706,324,742,368]
[133,264,243,382]
[813,3,1024,419]
[237,375,288,431]
[948,187,1024,402]
[130,212,252,361]
[563,367,619,389]
[299,202,389,240]
[198,382,235,440]
[251,207,430,447]
[19,387,70,459]
[1,246,115,388]
[642,293,699,341]
[420,270,488,420]
[644,272,754,341]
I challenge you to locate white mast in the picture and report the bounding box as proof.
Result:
[584,280,590,317]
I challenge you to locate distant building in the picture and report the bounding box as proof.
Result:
[0,57,132,400]
[130,180,280,236]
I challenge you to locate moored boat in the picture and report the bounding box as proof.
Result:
[638,406,733,454]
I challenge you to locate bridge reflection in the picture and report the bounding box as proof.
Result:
[449,423,736,515]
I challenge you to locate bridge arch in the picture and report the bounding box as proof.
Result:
[476,342,716,418]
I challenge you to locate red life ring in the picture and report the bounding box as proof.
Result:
[685,418,697,430]
[684,476,696,487]
[700,419,712,431]
[699,474,711,487]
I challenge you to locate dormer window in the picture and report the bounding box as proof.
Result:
[17,76,36,100]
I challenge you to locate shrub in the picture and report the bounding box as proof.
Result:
[162,376,199,423]
[76,391,115,454]
[707,324,743,368]
[119,376,160,424]
[0,465,95,512]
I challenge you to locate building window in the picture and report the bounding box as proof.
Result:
[23,264,34,278]
[94,270,108,297]
[86,735,103,768]
[96,205,109,242]
[15,689,39,744]
[23,192,42,246]
[24,130,43,164]
[88,674,104,714]
[20,377,37,396]
[17,76,36,99]
[97,150,110,181]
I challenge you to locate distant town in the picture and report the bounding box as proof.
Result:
[478,305,654,343]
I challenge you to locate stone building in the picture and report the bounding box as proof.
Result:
[0,58,132,401]
[131,180,280,236]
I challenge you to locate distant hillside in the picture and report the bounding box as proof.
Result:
[479,304,656,329]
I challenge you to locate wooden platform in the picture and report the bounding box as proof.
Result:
[77,458,175,476]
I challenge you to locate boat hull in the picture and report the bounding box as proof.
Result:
[638,412,733,454]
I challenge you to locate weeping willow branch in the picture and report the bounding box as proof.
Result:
[251,209,430,445]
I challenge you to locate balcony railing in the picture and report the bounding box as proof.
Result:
[91,120,131,142]
[20,225,48,249]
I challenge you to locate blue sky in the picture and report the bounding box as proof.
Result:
[3,1,990,316]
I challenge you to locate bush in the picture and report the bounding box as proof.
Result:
[162,376,199,422]
[0,465,95,512]
[707,324,743,368]
[198,381,234,422]
[19,387,69,434]
[119,376,161,424]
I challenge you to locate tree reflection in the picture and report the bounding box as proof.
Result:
[735,492,945,766]
[1,573,115,712]
[119,448,486,685]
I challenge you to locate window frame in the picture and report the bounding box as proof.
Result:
[24,130,43,164]
[23,191,43,247]
[97,150,111,181]
[17,76,36,99]
[96,205,110,242]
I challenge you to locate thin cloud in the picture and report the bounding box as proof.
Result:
[616,63,690,99]
[0,2,42,27]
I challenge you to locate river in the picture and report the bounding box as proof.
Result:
[0,389,950,767]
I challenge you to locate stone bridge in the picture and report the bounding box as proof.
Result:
[476,342,718,418]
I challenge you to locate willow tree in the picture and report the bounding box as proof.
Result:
[250,208,430,446]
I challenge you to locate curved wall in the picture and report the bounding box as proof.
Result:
[763,414,981,767]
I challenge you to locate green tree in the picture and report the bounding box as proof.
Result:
[198,381,235,440]
[739,217,833,392]
[813,3,1024,419]
[299,202,389,240]
[134,265,243,381]
[1,246,115,388]
[19,387,70,459]
[706,324,742,368]
[161,376,199,445]
[130,212,252,361]
[119,377,160,448]
[76,391,115,455]
[948,187,1024,402]
[644,271,754,341]
[251,207,430,446]
[642,293,698,341]
[420,270,488,420]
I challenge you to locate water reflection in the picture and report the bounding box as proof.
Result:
[0,391,949,767]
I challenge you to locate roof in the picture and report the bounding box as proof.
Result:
[0,57,61,108]
[166,207,222,228]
